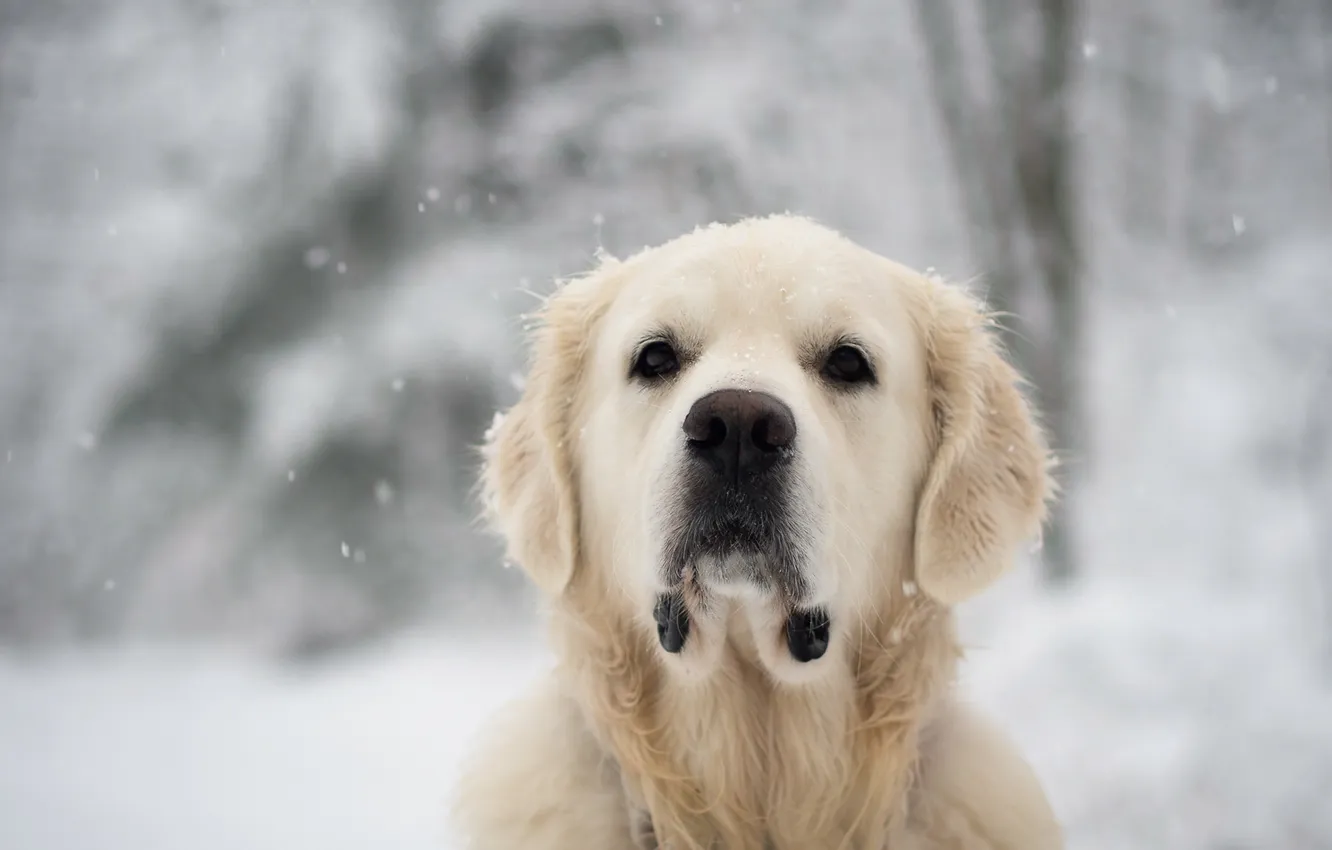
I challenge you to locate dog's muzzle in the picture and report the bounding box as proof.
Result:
[654,388,831,663]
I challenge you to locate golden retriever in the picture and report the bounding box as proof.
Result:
[452,215,1062,849]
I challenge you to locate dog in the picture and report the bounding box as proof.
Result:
[452,215,1062,849]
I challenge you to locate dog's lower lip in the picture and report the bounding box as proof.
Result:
[785,607,830,662]
[654,593,690,653]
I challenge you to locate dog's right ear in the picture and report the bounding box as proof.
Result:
[481,260,619,596]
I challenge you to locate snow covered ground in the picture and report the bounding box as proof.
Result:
[4,569,1331,850]
[0,633,551,850]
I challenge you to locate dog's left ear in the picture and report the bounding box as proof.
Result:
[912,278,1053,605]
[481,260,620,596]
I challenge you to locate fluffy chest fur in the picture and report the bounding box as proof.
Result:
[662,647,866,849]
[557,593,957,850]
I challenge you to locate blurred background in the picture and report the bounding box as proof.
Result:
[1,0,1330,847]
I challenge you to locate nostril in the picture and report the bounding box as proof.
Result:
[752,418,776,453]
[752,413,794,452]
[687,416,727,449]
[704,417,727,448]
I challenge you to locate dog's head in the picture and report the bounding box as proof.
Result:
[484,216,1050,683]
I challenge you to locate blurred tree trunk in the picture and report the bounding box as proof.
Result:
[914,0,1084,583]
[913,0,1026,327]
[1119,8,1172,238]
[1323,0,1332,222]
[1317,0,1332,672]
[1015,0,1083,583]
[1180,15,1244,259]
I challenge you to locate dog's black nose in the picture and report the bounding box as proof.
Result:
[683,389,796,484]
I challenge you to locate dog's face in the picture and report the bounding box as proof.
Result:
[577,225,934,677]
[485,217,1049,684]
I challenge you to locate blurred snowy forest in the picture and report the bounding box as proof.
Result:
[1,1,1331,848]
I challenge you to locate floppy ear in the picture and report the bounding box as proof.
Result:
[912,280,1053,605]
[481,262,618,596]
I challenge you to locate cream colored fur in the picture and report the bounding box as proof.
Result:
[454,216,1061,849]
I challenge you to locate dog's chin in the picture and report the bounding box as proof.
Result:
[650,530,836,683]
[659,493,809,595]
[649,581,838,686]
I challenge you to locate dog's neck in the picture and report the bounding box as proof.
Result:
[552,577,959,850]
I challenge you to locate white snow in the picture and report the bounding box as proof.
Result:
[3,581,1329,850]
[304,247,332,270]
[0,637,552,850]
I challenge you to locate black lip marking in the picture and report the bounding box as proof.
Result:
[785,607,830,662]
[654,592,690,653]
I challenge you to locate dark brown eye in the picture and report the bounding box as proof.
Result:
[823,345,874,385]
[632,340,680,381]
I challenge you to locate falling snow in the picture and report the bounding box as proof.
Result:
[303,246,331,269]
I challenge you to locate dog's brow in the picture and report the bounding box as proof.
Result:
[799,332,876,367]
[628,325,704,364]
[632,327,677,351]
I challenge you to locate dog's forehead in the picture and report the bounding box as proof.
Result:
[606,238,902,344]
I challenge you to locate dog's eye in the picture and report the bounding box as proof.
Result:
[632,340,680,381]
[822,345,875,385]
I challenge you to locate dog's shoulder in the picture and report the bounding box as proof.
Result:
[908,699,1064,850]
[451,673,634,850]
